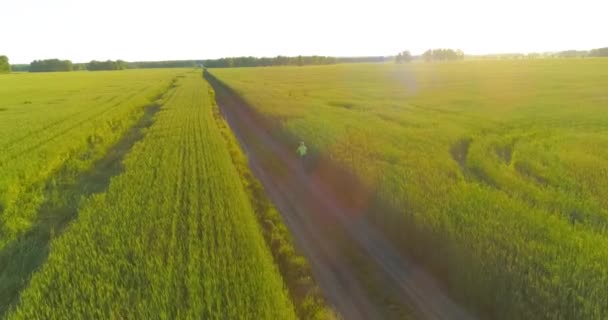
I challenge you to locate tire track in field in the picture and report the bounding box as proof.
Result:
[206,72,475,320]
[0,94,170,318]
[0,85,162,165]
[0,90,123,157]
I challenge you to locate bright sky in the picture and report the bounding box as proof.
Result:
[2,0,606,64]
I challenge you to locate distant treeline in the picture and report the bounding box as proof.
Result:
[127,60,200,69]
[392,49,464,62]
[336,56,388,63]
[548,47,608,58]
[87,60,128,70]
[10,59,201,72]
[395,51,413,63]
[475,47,608,59]
[6,47,608,73]
[589,47,608,57]
[203,55,392,68]
[0,55,9,73]
[203,56,337,68]
[422,49,465,61]
[10,64,29,72]
[30,59,73,72]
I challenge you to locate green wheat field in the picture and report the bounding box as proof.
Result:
[210,59,608,319]
[1,58,607,319]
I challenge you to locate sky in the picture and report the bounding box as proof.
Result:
[2,0,606,64]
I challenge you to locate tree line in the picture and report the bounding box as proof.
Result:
[127,60,200,69]
[203,56,338,68]
[548,47,608,58]
[0,55,9,73]
[337,56,388,63]
[13,59,201,72]
[589,47,608,57]
[395,51,413,63]
[87,60,128,71]
[470,47,608,59]
[422,48,465,61]
[5,47,608,73]
[30,59,74,72]
[393,49,464,63]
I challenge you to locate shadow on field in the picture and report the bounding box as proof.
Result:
[205,71,473,320]
[0,103,163,318]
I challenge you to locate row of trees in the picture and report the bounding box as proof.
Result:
[0,55,9,73]
[30,59,73,72]
[589,47,608,57]
[18,59,200,72]
[87,60,128,71]
[337,56,387,63]
[20,59,202,72]
[395,49,464,63]
[128,60,200,69]
[396,47,608,62]
[481,48,608,59]
[520,48,608,59]
[12,47,608,73]
[203,55,338,68]
[459,47,608,59]
[6,56,392,72]
[395,51,413,63]
[10,64,29,72]
[422,48,465,61]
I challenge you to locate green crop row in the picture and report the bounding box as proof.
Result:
[0,70,182,249]
[209,59,608,319]
[6,72,296,319]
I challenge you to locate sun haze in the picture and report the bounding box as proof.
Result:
[2,0,607,63]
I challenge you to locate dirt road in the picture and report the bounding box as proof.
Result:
[206,73,474,320]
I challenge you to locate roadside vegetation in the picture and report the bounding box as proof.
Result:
[209,59,608,319]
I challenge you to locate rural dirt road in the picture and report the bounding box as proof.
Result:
[207,74,475,320]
